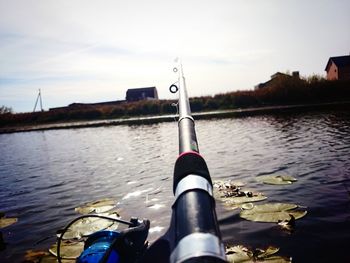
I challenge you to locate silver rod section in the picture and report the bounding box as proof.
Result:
[178,66,192,119]
[177,64,199,154]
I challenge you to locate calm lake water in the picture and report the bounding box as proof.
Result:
[1,109,350,262]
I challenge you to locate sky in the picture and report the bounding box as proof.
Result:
[0,0,349,112]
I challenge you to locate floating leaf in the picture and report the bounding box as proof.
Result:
[75,198,116,214]
[240,203,307,223]
[256,175,297,185]
[278,214,296,232]
[24,250,57,263]
[258,246,280,259]
[213,180,266,209]
[49,240,84,259]
[226,245,250,262]
[223,193,267,206]
[213,180,245,191]
[226,245,291,263]
[218,192,267,211]
[241,203,254,210]
[60,213,120,239]
[0,217,17,229]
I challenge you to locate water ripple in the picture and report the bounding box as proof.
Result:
[1,110,350,262]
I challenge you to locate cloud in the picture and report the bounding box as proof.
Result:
[1,0,350,112]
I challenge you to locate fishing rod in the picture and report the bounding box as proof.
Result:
[142,61,227,262]
[57,61,227,263]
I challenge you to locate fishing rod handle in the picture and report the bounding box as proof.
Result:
[171,190,227,263]
[171,152,227,263]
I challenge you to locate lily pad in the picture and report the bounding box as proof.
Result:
[0,217,17,229]
[240,203,307,223]
[278,214,296,232]
[60,213,120,239]
[256,175,297,185]
[226,245,291,263]
[49,240,84,259]
[213,180,266,209]
[222,193,267,206]
[214,180,245,190]
[226,245,250,262]
[24,250,59,263]
[241,203,254,210]
[75,198,116,214]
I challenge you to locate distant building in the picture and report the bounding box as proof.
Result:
[126,87,158,101]
[325,55,350,80]
[255,71,300,90]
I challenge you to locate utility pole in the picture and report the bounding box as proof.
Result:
[33,89,44,112]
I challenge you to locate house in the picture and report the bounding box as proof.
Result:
[126,87,158,101]
[325,55,350,80]
[255,71,300,90]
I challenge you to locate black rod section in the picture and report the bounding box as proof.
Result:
[172,63,226,263]
[175,191,221,240]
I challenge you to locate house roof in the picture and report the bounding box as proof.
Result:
[126,87,158,101]
[126,87,157,96]
[270,72,291,79]
[325,55,350,71]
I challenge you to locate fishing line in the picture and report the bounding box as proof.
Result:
[56,214,132,263]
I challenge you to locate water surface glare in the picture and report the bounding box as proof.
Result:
[1,109,350,262]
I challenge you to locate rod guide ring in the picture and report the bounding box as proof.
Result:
[169,84,179,93]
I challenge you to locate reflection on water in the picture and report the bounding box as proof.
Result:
[1,110,350,262]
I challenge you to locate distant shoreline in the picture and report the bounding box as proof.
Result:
[1,101,349,134]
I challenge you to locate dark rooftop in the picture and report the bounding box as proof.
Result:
[325,55,350,71]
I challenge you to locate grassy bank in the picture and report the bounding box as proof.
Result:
[1,101,349,134]
[1,77,350,128]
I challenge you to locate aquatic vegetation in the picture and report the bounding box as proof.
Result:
[221,195,267,210]
[75,198,117,214]
[49,240,84,260]
[240,203,307,223]
[38,199,123,262]
[256,175,297,185]
[24,250,57,263]
[24,249,77,262]
[225,245,291,263]
[278,214,296,232]
[214,180,267,209]
[223,193,267,208]
[59,214,120,240]
[241,203,254,210]
[216,176,307,259]
[0,212,17,229]
[214,180,246,189]
[58,199,121,240]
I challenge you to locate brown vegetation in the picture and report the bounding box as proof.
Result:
[1,77,350,127]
